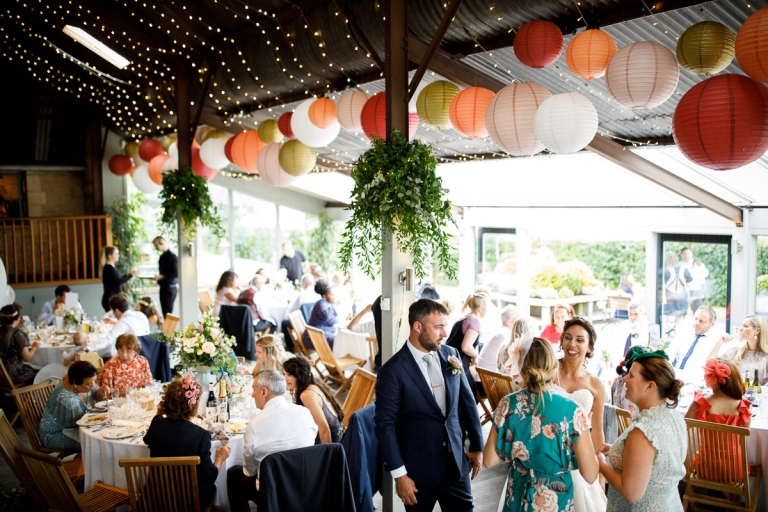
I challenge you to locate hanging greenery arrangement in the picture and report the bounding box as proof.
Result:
[159,166,224,241]
[339,130,457,281]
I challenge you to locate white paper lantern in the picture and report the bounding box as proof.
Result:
[291,99,340,147]
[161,157,178,173]
[336,91,369,133]
[132,163,162,194]
[486,82,552,156]
[199,138,230,170]
[257,142,298,188]
[534,92,598,154]
[167,141,178,161]
[605,41,679,110]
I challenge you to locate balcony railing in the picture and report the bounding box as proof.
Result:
[0,216,112,287]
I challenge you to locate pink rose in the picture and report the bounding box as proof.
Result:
[542,424,555,439]
[573,406,591,433]
[530,415,542,438]
[532,485,558,512]
[511,441,529,462]
[494,397,510,427]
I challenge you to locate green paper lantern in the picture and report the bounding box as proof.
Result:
[258,119,283,143]
[278,140,316,176]
[677,21,735,76]
[416,80,460,130]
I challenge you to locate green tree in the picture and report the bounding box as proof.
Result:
[307,211,341,273]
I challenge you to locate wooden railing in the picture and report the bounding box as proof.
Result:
[0,216,112,287]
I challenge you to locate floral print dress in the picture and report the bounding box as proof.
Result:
[494,389,590,512]
[98,355,153,390]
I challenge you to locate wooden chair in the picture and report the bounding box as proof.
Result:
[476,367,517,412]
[162,314,180,336]
[341,368,376,428]
[366,336,378,372]
[80,351,104,369]
[288,311,330,382]
[16,445,128,512]
[254,329,270,340]
[682,418,762,512]
[606,295,631,319]
[11,380,56,453]
[119,456,202,512]
[305,326,365,397]
[616,407,632,437]
[198,290,213,314]
[0,359,20,426]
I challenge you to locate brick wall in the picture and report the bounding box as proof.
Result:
[26,171,85,217]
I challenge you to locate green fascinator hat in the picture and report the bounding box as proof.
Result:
[618,346,669,374]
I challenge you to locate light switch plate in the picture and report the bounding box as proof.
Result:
[381,297,391,311]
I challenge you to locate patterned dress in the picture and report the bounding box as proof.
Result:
[606,403,687,512]
[98,355,153,390]
[494,389,591,512]
[39,383,95,450]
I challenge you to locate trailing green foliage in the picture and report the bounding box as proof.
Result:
[159,166,224,241]
[106,194,147,296]
[307,211,341,274]
[339,130,457,281]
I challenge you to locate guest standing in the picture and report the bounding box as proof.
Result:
[0,305,39,386]
[445,292,489,397]
[599,347,686,511]
[144,377,231,511]
[279,240,306,284]
[101,246,138,312]
[303,280,338,349]
[152,236,178,318]
[540,304,574,344]
[212,270,239,317]
[97,334,153,393]
[283,356,343,443]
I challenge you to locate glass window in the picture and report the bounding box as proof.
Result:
[756,236,768,320]
[197,183,230,288]
[230,191,277,285]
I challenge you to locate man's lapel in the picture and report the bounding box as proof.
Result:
[400,345,443,415]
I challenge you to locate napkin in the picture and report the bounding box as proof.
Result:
[112,419,144,428]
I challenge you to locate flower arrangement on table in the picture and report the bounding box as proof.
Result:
[165,313,237,374]
[57,308,82,332]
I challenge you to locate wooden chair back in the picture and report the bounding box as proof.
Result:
[607,295,631,316]
[0,410,46,507]
[682,418,761,512]
[616,407,632,437]
[288,310,314,360]
[119,456,202,512]
[305,326,364,396]
[11,380,56,452]
[15,446,87,512]
[198,290,213,314]
[81,351,104,369]
[366,336,378,372]
[476,367,516,412]
[0,359,20,426]
[162,314,180,336]
[342,368,376,427]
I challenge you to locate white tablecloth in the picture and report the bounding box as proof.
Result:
[81,423,244,509]
[29,344,69,366]
[267,304,290,328]
[333,329,371,371]
[747,417,768,510]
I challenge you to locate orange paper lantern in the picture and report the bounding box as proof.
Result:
[230,131,265,173]
[449,87,495,139]
[108,155,133,176]
[566,29,617,80]
[514,20,564,68]
[308,98,337,129]
[148,154,169,185]
[736,6,768,83]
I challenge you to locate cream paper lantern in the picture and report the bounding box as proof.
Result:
[336,91,369,133]
[605,41,679,110]
[291,99,340,147]
[487,82,552,156]
[199,138,230,170]
[132,164,162,194]
[257,142,298,188]
[161,157,178,173]
[167,141,179,161]
[534,92,598,154]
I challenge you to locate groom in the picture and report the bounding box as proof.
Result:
[375,299,483,511]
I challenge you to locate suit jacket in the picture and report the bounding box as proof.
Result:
[374,342,483,481]
[340,403,379,512]
[218,304,255,359]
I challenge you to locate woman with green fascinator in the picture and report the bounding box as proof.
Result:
[599,347,687,512]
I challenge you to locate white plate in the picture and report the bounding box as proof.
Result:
[101,427,138,439]
[76,413,110,426]
[94,400,109,409]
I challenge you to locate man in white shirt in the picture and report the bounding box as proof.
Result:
[226,369,317,512]
[287,273,320,315]
[668,305,724,383]
[477,305,519,371]
[74,293,149,360]
[36,285,84,326]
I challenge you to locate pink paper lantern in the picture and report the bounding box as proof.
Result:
[605,41,679,110]
[486,82,552,156]
[257,142,298,188]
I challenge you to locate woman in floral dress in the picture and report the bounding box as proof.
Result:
[97,334,153,393]
[484,337,598,512]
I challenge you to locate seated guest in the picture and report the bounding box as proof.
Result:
[283,273,320,334]
[36,284,84,326]
[497,316,538,388]
[709,315,768,385]
[477,305,519,371]
[137,296,163,332]
[237,275,277,334]
[540,303,574,345]
[227,369,317,512]
[614,273,635,319]
[303,280,338,349]
[251,335,289,376]
[97,334,153,394]
[667,305,723,383]
[617,301,650,365]
[144,376,231,511]
[39,361,106,450]
[213,270,239,317]
[283,357,343,444]
[0,305,40,386]
[74,293,150,360]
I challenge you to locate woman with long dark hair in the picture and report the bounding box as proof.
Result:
[0,304,39,385]
[283,356,343,443]
[101,246,138,312]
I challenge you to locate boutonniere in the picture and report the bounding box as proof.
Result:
[447,355,463,375]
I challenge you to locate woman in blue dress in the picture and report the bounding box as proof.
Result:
[39,361,106,450]
[484,337,599,512]
[303,279,338,349]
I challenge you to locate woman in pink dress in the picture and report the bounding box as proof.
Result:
[540,304,574,345]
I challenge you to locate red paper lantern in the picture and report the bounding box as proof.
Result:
[138,139,164,162]
[224,136,236,162]
[449,87,495,138]
[673,74,768,170]
[360,93,419,140]
[278,112,295,139]
[148,154,169,185]
[736,6,768,83]
[230,131,265,173]
[308,98,337,129]
[514,20,564,68]
[191,149,217,180]
[108,155,133,176]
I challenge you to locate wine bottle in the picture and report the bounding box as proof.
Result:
[753,369,762,394]
[745,376,752,391]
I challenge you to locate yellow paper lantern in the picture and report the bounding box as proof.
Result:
[677,21,735,76]
[416,80,460,130]
[566,29,617,80]
[258,120,283,143]
[159,135,177,152]
[123,140,139,158]
[278,140,317,176]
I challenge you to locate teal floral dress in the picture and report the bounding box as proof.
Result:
[494,389,591,512]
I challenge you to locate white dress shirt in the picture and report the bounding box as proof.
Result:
[478,327,510,371]
[669,325,723,383]
[242,396,318,483]
[288,288,321,314]
[89,309,150,358]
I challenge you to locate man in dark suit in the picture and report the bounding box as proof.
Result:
[152,236,178,317]
[374,299,483,511]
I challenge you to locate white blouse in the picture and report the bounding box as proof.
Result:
[723,344,768,385]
